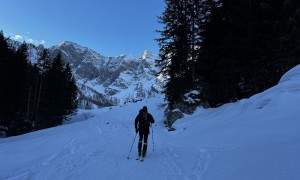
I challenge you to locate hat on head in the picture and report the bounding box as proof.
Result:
[142,106,147,112]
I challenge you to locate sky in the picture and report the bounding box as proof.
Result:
[0,0,165,56]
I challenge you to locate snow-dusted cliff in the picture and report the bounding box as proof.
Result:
[9,40,163,108]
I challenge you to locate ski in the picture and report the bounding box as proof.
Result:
[140,156,144,162]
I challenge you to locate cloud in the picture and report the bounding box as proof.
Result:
[13,35,23,40]
[9,33,46,46]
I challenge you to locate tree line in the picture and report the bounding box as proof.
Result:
[0,31,78,137]
[157,0,300,114]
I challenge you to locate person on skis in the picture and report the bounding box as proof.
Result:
[135,106,155,158]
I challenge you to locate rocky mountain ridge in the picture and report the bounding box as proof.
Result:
[8,40,163,109]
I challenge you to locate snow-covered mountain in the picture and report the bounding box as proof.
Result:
[9,40,163,109]
[7,39,44,63]
[1,64,300,180]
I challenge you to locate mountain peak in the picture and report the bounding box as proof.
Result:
[58,41,96,56]
[58,41,82,47]
[141,50,158,60]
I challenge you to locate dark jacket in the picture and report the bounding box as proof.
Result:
[135,112,155,132]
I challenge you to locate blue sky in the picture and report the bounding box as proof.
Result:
[0,0,165,56]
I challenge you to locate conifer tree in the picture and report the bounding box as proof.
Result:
[37,49,52,74]
[12,43,31,135]
[33,49,53,129]
[63,63,78,115]
[45,53,66,126]
[0,41,31,135]
[0,30,13,134]
[157,0,204,109]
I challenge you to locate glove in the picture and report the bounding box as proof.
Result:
[135,129,139,133]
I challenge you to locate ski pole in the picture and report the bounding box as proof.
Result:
[127,132,137,159]
[151,124,154,152]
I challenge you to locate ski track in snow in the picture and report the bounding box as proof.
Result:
[161,143,212,180]
[43,133,107,179]
[190,148,212,180]
[162,147,185,179]
[0,105,236,180]
[0,112,215,180]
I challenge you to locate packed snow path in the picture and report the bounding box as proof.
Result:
[2,65,300,180]
[0,99,214,180]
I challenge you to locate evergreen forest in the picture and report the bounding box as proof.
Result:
[157,0,300,115]
[0,31,78,137]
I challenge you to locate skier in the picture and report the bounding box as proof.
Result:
[135,106,155,160]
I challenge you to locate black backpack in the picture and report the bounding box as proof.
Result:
[139,113,150,126]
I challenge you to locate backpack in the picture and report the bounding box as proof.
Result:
[139,113,150,127]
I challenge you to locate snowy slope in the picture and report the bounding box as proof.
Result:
[1,65,300,180]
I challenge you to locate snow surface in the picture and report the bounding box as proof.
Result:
[1,65,300,180]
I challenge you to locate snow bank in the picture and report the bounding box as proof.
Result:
[1,65,300,180]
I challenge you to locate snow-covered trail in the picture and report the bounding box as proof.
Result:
[2,98,298,180]
[2,65,300,180]
[0,97,211,180]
